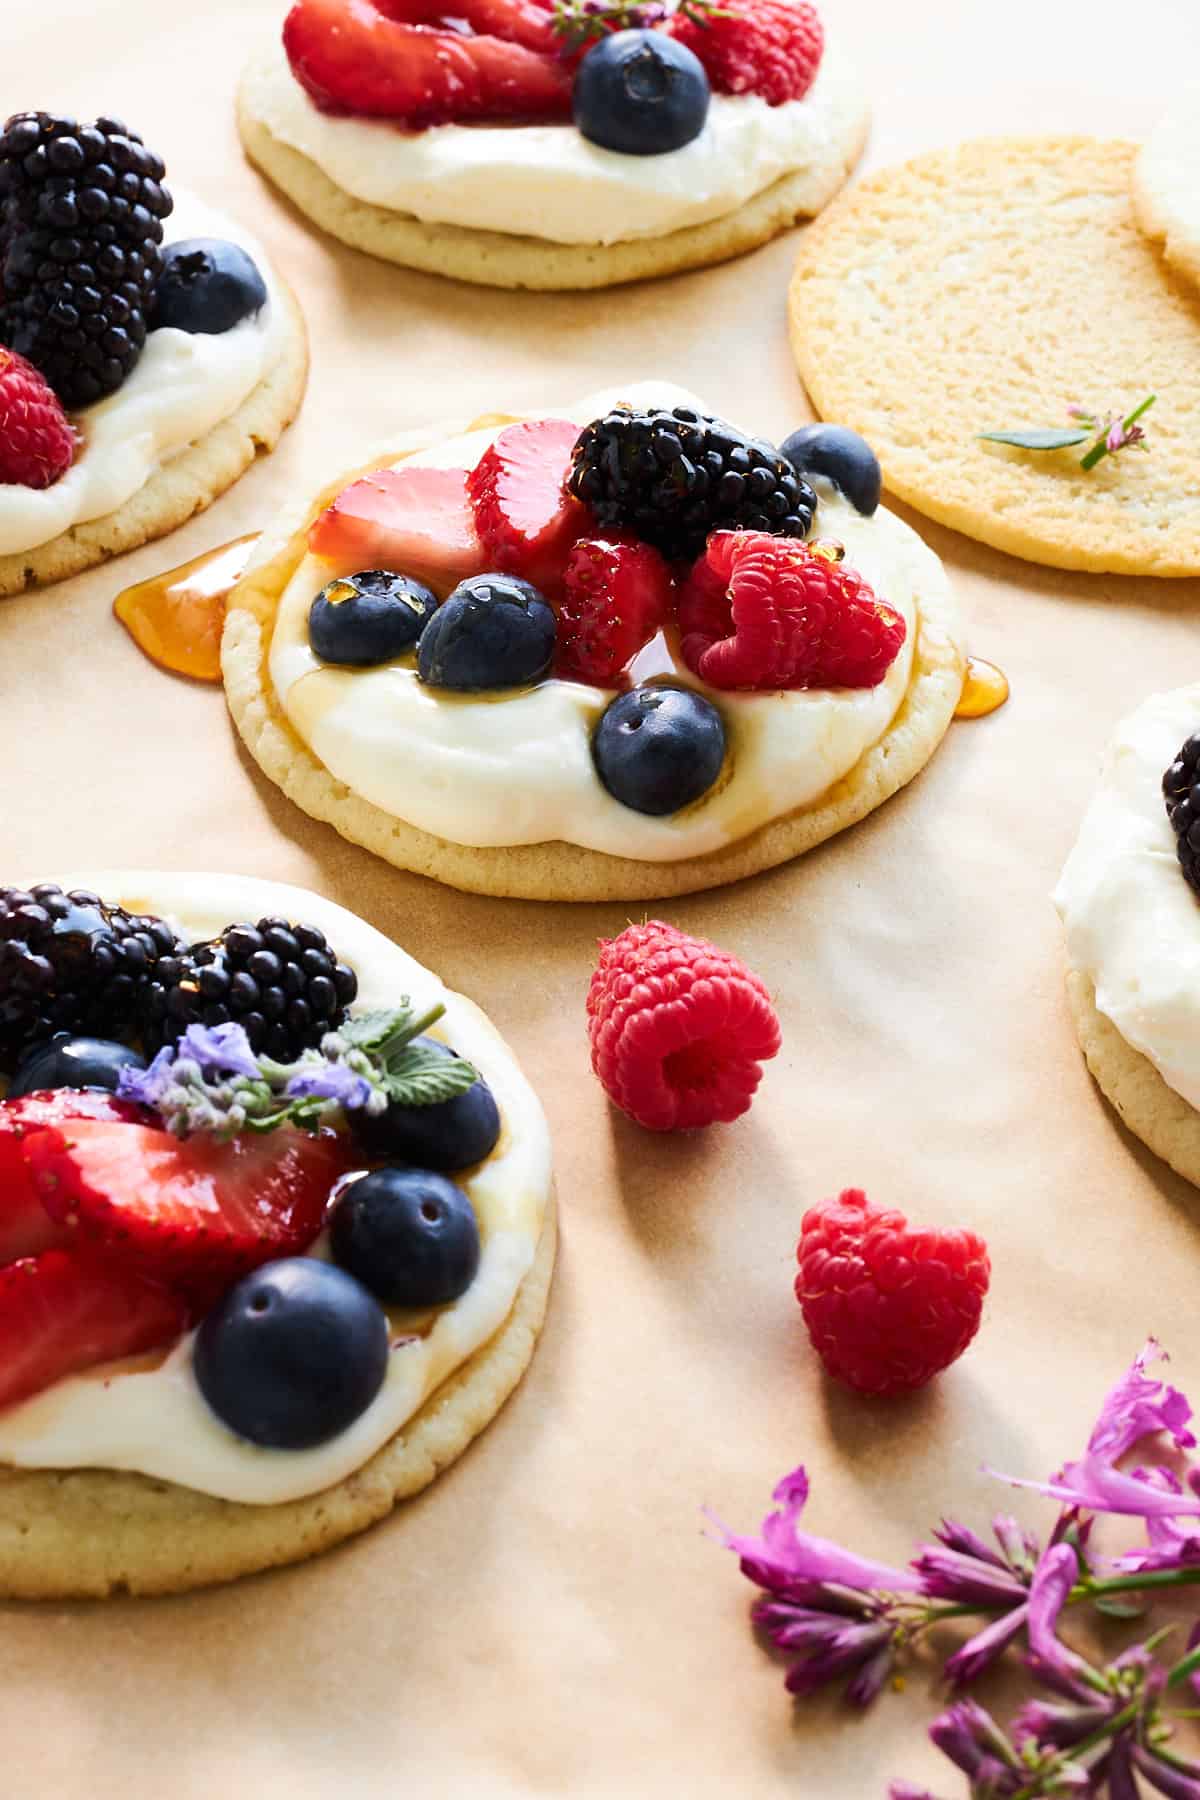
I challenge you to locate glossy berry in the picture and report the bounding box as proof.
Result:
[154,237,268,335]
[795,1189,990,1396]
[194,1257,389,1449]
[352,1038,502,1172]
[780,423,882,517]
[556,533,674,686]
[417,573,555,691]
[593,685,725,816]
[1163,732,1200,901]
[331,1167,481,1309]
[0,349,75,489]
[668,0,823,106]
[587,920,781,1131]
[309,569,438,666]
[10,1034,146,1097]
[466,418,591,596]
[573,31,710,156]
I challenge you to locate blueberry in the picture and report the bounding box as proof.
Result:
[573,30,710,156]
[154,237,268,335]
[194,1258,389,1450]
[10,1035,145,1097]
[352,1038,501,1172]
[779,424,882,518]
[593,684,726,816]
[417,574,555,692]
[331,1167,481,1309]
[309,569,438,667]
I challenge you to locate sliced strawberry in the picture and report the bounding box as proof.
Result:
[283,0,572,128]
[467,420,592,596]
[309,465,486,597]
[0,1091,149,1267]
[555,532,676,685]
[0,1250,188,1414]
[374,0,560,54]
[25,1121,352,1307]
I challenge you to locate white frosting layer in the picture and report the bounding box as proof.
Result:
[1056,686,1200,1112]
[0,192,289,558]
[268,380,934,863]
[242,36,863,245]
[0,873,552,1506]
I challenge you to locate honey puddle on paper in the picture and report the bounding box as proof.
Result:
[114,533,260,682]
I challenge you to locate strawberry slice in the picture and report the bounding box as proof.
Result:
[0,1091,149,1267]
[283,0,572,128]
[25,1120,352,1307]
[467,420,592,596]
[0,1250,188,1414]
[309,465,486,597]
[556,532,675,684]
[374,0,560,54]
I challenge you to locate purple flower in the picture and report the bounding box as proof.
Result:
[117,1044,178,1110]
[285,1062,373,1110]
[944,1604,1030,1687]
[1131,1744,1200,1798]
[753,1591,896,1704]
[1025,1543,1092,1691]
[927,1699,1025,1794]
[174,1021,263,1080]
[708,1465,920,1596]
[914,1522,1030,1608]
[887,1787,945,1800]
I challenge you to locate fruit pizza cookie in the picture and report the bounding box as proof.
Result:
[0,111,307,598]
[0,873,554,1597]
[222,380,965,901]
[237,0,869,288]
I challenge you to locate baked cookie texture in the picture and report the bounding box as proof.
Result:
[790,137,1200,577]
[236,84,870,291]
[222,415,965,903]
[1065,970,1200,1190]
[1134,91,1200,291]
[0,283,309,601]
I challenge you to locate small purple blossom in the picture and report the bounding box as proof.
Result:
[284,1062,373,1110]
[117,1044,177,1111]
[708,1465,920,1597]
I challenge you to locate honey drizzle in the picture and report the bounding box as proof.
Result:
[955,655,1009,720]
[113,532,260,683]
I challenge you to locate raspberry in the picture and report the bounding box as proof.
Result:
[678,531,906,692]
[668,0,823,105]
[586,920,781,1131]
[795,1189,990,1396]
[0,348,75,488]
[556,533,675,684]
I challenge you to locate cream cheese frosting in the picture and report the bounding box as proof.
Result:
[0,192,289,558]
[0,873,553,1506]
[267,380,940,863]
[1056,685,1200,1114]
[241,35,865,246]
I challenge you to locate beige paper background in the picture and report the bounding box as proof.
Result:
[5,1,1200,1793]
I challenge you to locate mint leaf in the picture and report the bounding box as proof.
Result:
[380,1044,480,1108]
[979,428,1090,450]
[338,1006,419,1053]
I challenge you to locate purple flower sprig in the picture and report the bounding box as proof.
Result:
[979,395,1155,471]
[118,1005,479,1141]
[549,0,727,52]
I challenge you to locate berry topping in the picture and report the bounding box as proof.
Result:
[0,1249,188,1415]
[0,348,75,489]
[283,0,572,130]
[573,30,710,155]
[668,0,823,105]
[592,684,726,815]
[1163,734,1200,900]
[352,1037,502,1171]
[555,532,674,685]
[10,1035,146,1098]
[153,238,268,336]
[466,419,591,595]
[309,464,485,597]
[0,111,173,408]
[794,1188,990,1396]
[780,422,882,518]
[678,532,906,692]
[330,1167,481,1308]
[587,920,781,1131]
[25,1117,351,1306]
[0,1090,147,1267]
[417,573,556,691]
[0,884,182,1075]
[567,405,816,562]
[194,1257,389,1449]
[309,569,439,667]
[139,916,358,1061]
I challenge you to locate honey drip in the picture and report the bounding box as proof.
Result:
[113,533,260,683]
[955,655,1009,720]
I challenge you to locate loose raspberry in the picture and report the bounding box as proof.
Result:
[668,0,823,105]
[586,920,781,1131]
[0,348,75,489]
[556,532,675,684]
[795,1189,990,1396]
[678,531,906,692]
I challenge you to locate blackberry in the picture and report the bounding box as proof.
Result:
[140,917,359,1062]
[0,111,173,408]
[567,405,818,563]
[0,885,182,1073]
[1163,733,1200,899]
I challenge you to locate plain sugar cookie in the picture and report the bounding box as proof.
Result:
[1134,90,1200,292]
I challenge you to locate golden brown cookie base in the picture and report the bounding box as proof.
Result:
[1065,969,1200,1188]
